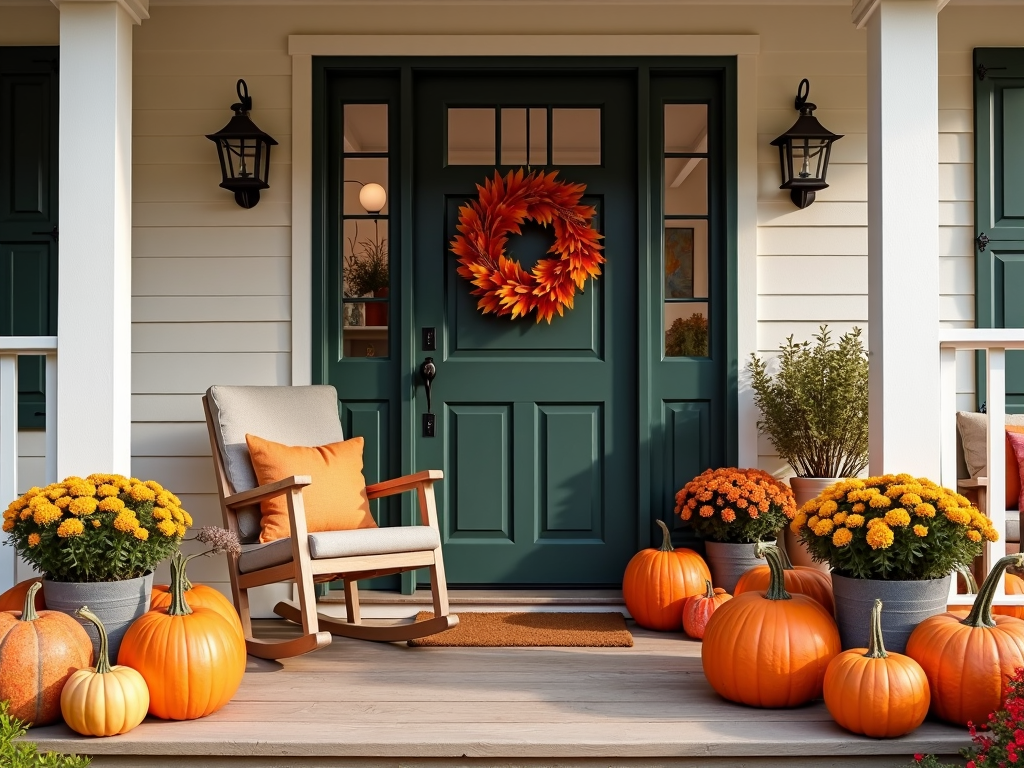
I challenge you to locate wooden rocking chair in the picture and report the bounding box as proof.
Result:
[203,385,457,659]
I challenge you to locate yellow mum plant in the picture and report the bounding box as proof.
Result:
[2,474,191,582]
[793,474,996,580]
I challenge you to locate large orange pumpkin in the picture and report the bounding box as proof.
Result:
[0,582,93,726]
[622,520,711,631]
[118,552,246,720]
[151,579,243,645]
[906,554,1024,726]
[734,544,834,616]
[823,598,930,738]
[993,571,1024,619]
[702,544,841,708]
[0,577,45,613]
[682,580,731,640]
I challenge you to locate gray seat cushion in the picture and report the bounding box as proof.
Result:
[206,385,345,543]
[1009,510,1020,544]
[238,525,441,574]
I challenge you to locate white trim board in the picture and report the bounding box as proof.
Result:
[288,34,760,467]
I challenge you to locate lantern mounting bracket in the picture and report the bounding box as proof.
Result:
[232,79,253,115]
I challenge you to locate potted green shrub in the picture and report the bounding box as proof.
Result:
[747,325,869,567]
[345,230,389,326]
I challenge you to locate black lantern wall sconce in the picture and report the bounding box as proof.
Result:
[770,79,843,209]
[206,79,278,209]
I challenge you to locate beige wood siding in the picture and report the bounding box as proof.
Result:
[1,2,1016,596]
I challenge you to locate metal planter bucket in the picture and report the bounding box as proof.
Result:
[43,572,153,660]
[704,541,768,593]
[831,573,950,653]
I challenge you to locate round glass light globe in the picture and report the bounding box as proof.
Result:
[358,183,387,214]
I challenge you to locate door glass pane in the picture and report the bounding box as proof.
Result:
[552,108,601,165]
[665,302,709,358]
[664,104,707,154]
[664,220,708,299]
[448,108,495,165]
[664,157,707,215]
[343,157,389,215]
[500,108,527,165]
[344,104,388,153]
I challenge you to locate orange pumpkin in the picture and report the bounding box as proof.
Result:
[0,582,93,726]
[118,552,246,720]
[734,544,834,616]
[702,544,841,708]
[622,520,711,631]
[0,577,45,613]
[151,583,243,645]
[823,598,930,738]
[994,571,1024,619]
[906,554,1024,726]
[682,580,731,640]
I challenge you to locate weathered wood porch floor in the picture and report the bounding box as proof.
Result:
[31,619,969,768]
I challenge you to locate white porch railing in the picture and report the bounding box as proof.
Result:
[0,336,57,593]
[941,329,1024,607]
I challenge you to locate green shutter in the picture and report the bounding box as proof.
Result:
[975,49,1024,414]
[0,49,58,429]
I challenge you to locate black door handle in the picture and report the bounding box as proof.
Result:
[420,357,436,413]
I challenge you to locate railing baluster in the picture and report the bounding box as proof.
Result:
[45,352,57,485]
[0,353,18,593]
[987,347,1007,600]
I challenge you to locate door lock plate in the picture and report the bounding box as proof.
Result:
[422,413,436,438]
[422,327,436,351]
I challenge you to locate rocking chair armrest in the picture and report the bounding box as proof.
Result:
[223,475,313,508]
[366,470,444,499]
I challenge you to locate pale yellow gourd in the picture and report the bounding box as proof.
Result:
[60,606,150,737]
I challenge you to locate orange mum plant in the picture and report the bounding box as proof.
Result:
[449,168,604,324]
[793,475,995,580]
[674,468,797,543]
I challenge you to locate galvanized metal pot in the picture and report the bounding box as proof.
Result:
[831,573,950,653]
[43,572,153,660]
[704,541,769,593]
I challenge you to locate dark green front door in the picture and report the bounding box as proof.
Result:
[315,60,736,589]
[412,72,638,585]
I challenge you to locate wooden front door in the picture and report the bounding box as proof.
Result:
[316,60,735,590]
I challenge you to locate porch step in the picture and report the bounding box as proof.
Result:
[317,588,628,619]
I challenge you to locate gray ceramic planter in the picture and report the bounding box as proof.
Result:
[831,573,950,653]
[704,541,771,593]
[43,572,153,660]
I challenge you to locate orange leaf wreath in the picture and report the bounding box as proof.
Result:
[450,168,604,323]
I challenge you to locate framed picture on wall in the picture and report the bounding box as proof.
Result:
[664,227,694,299]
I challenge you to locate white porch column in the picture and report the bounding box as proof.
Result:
[51,0,147,477]
[855,0,942,476]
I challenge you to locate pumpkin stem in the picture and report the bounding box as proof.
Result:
[702,579,714,599]
[655,519,674,552]
[18,582,41,622]
[75,606,113,674]
[963,554,1024,629]
[757,543,792,601]
[167,551,194,616]
[864,599,889,659]
[778,544,795,571]
[956,564,979,594]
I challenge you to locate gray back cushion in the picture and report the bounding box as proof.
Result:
[207,385,345,542]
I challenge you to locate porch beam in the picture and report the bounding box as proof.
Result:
[863,0,941,477]
[55,1,140,478]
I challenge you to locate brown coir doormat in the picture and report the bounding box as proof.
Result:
[407,611,633,647]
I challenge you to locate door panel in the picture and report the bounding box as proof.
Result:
[414,71,637,585]
[0,49,58,430]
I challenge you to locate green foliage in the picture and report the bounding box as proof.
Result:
[0,701,91,768]
[747,325,869,478]
[796,476,991,580]
[344,229,389,297]
[665,312,708,357]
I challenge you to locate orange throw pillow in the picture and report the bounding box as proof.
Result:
[245,434,377,543]
[1009,426,1024,511]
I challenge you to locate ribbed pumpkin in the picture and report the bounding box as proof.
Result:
[994,571,1024,619]
[682,580,731,640]
[0,577,45,613]
[118,550,246,720]
[151,553,243,645]
[733,544,835,616]
[702,544,841,708]
[906,554,1024,726]
[622,520,711,631]
[0,582,92,727]
[61,606,149,736]
[823,599,930,738]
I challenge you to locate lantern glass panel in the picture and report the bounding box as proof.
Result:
[791,138,830,182]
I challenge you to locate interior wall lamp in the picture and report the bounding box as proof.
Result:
[206,79,278,209]
[770,79,843,209]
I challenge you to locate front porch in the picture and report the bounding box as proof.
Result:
[28,620,968,768]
